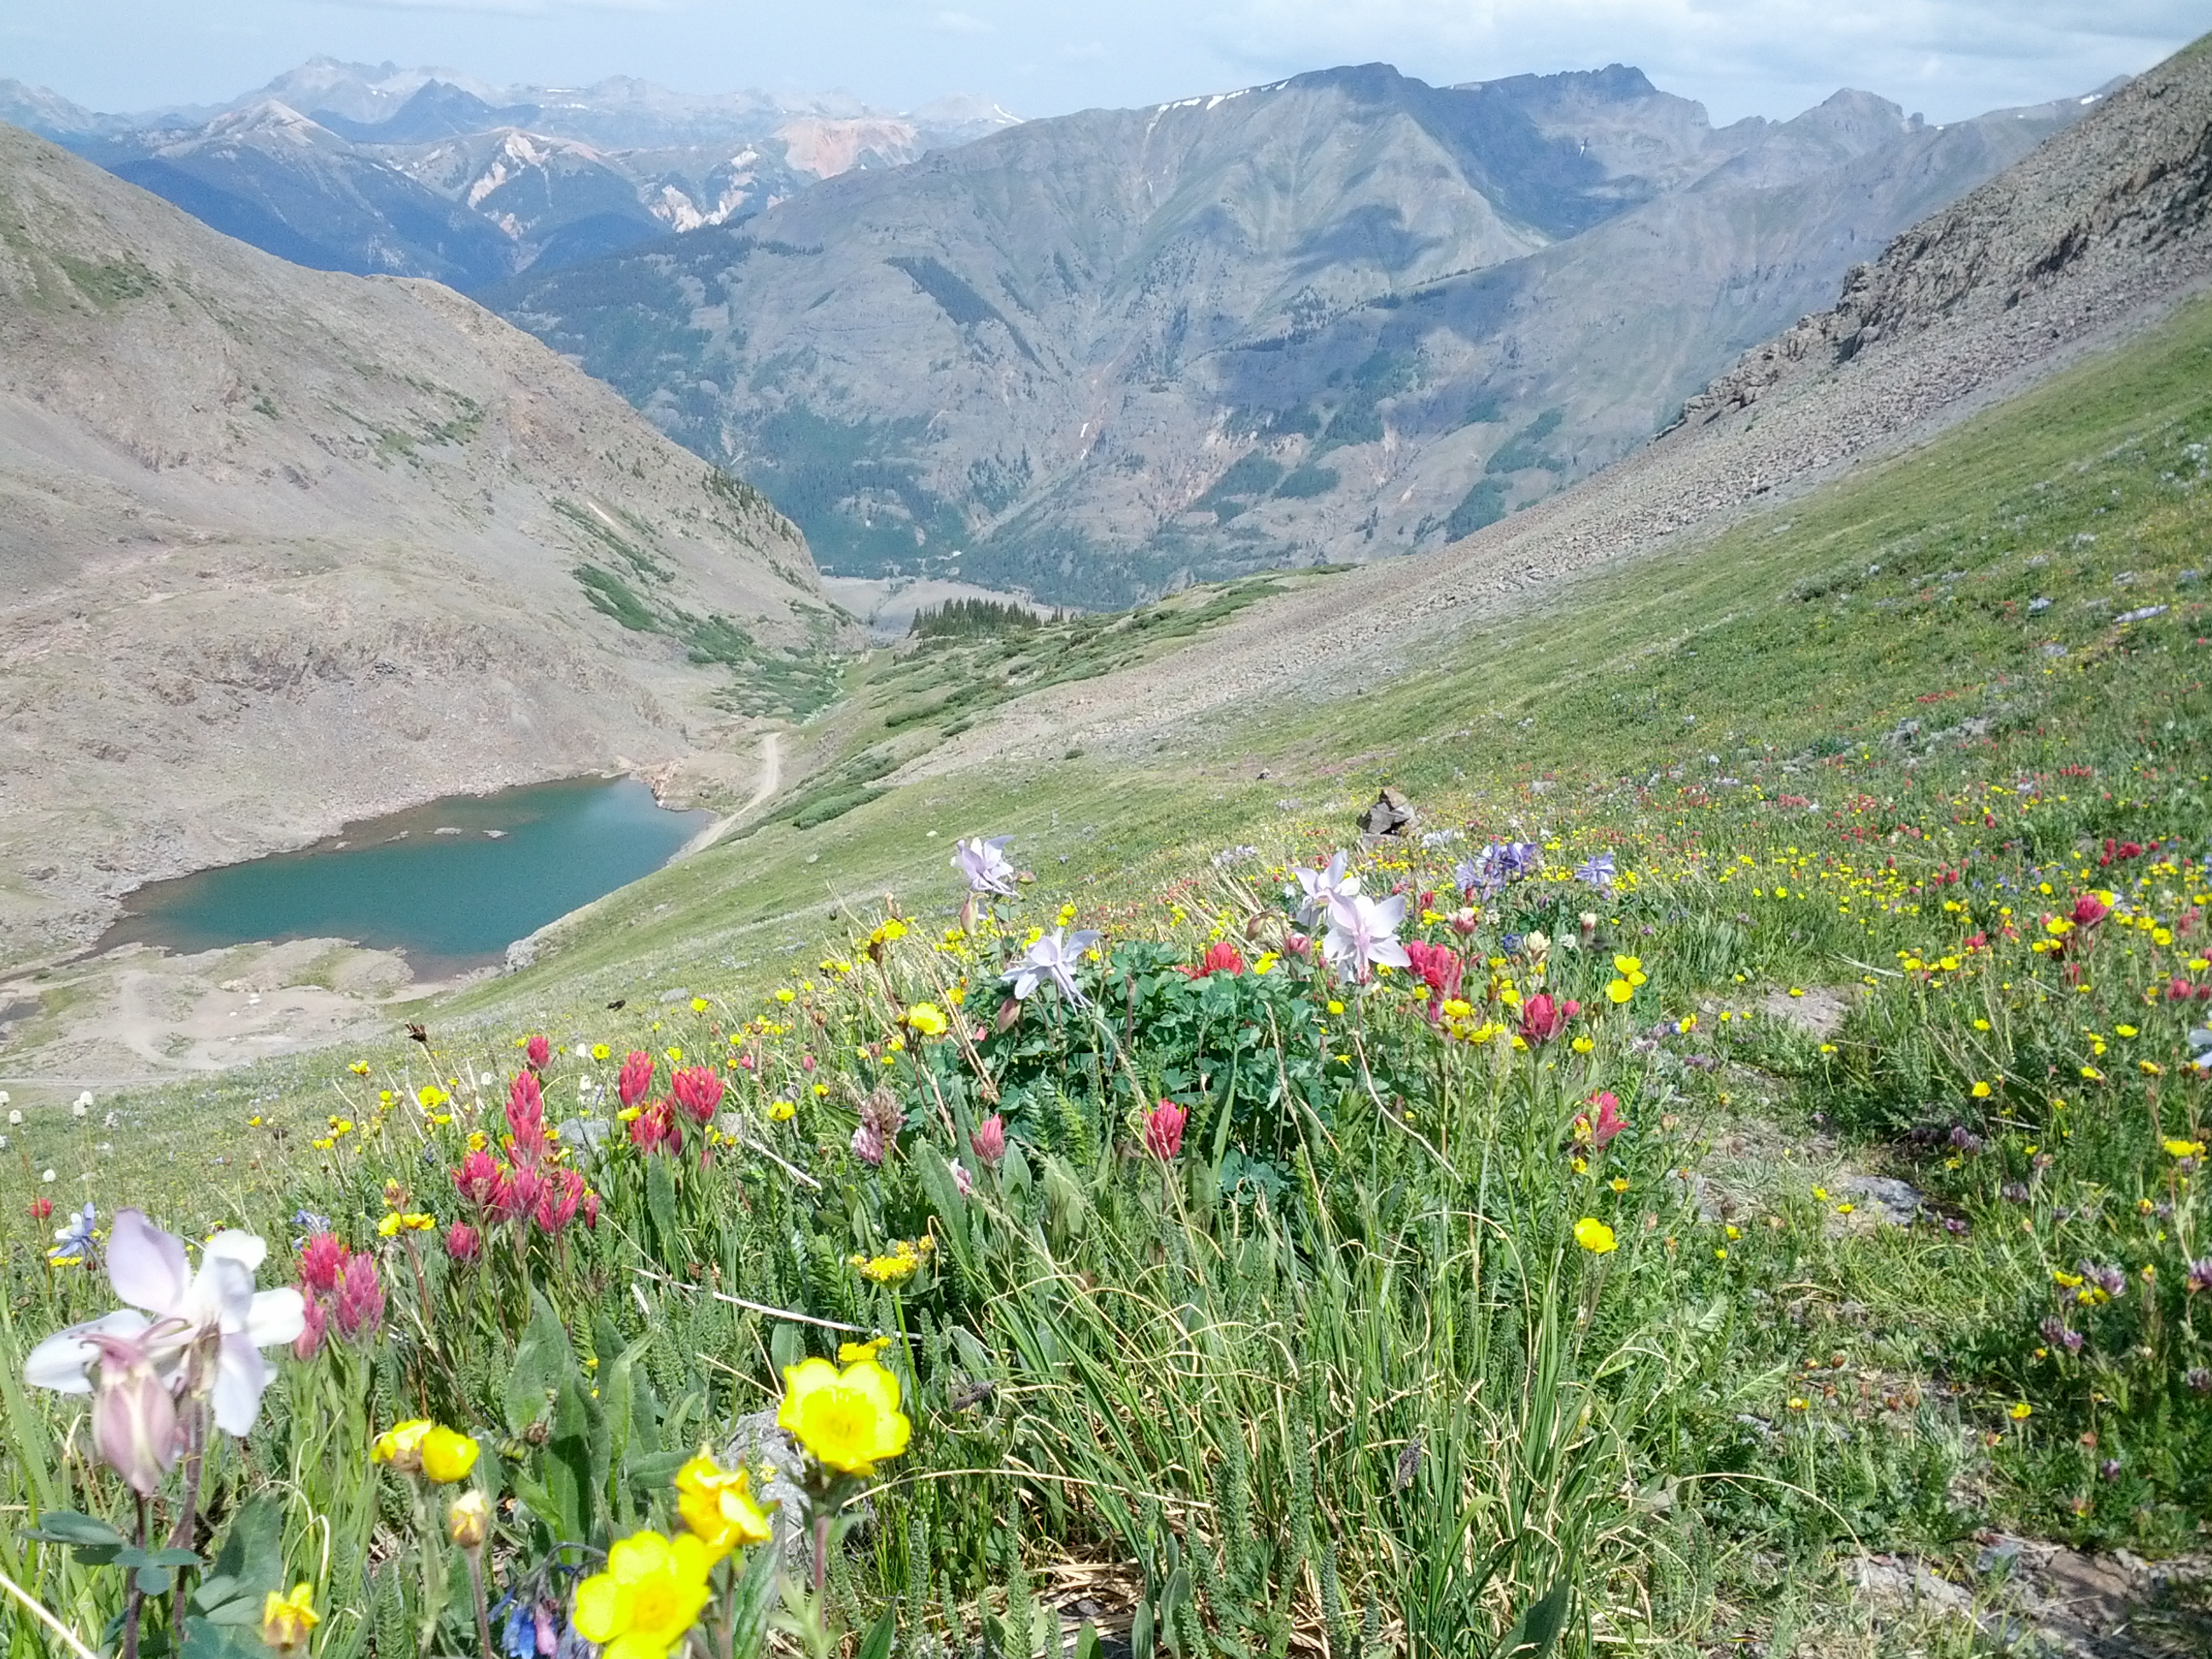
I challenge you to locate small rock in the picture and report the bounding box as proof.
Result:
[1833,1173,1924,1226]
[1358,787,1417,838]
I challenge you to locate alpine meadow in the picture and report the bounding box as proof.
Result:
[3,20,2212,1659]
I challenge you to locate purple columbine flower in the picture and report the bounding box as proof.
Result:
[1293,851,1360,928]
[1322,893,1412,981]
[25,1208,304,1436]
[1575,853,1615,893]
[49,1201,96,1263]
[1456,841,1538,898]
[1004,927,1103,1006]
[952,835,1016,897]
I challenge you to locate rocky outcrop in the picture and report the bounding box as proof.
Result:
[1682,37,2212,426]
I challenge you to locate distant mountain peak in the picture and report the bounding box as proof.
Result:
[1456,63,1663,102]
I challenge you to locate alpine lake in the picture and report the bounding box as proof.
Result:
[92,777,710,979]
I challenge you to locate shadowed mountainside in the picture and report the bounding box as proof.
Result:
[892,32,2212,771]
[492,62,2094,605]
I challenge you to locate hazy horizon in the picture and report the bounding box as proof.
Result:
[2,2,2201,131]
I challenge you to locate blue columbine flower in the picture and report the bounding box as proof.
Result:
[48,1202,95,1263]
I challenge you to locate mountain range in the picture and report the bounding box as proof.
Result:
[924,32,2212,771]
[0,122,828,967]
[488,63,2106,606]
[1,58,1019,291]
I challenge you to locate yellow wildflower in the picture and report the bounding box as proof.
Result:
[370,1419,434,1473]
[420,1427,480,1485]
[777,1356,912,1476]
[1573,1217,1617,1254]
[572,1530,714,1659]
[673,1455,776,1560]
[259,1584,318,1654]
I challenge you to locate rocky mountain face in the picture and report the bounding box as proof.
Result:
[0,124,826,966]
[3,59,1020,290]
[925,33,2212,772]
[490,62,2097,607]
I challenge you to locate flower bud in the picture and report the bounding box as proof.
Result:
[446,1487,490,1550]
[86,1331,180,1496]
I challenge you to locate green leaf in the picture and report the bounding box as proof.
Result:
[1131,1599,1155,1659]
[540,1372,603,1545]
[728,1538,780,1659]
[114,1546,201,1579]
[646,1155,680,1251]
[1499,1580,1571,1659]
[136,1563,177,1595]
[24,1511,128,1550]
[193,1493,283,1623]
[622,1450,690,1493]
[1075,1621,1104,1659]
[181,1615,266,1659]
[916,1150,975,1273]
[770,1322,806,1381]
[856,1604,898,1659]
[1159,1567,1190,1656]
[507,1289,573,1435]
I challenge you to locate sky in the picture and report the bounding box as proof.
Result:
[3,1,2203,127]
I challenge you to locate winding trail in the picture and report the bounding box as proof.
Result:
[680,731,782,858]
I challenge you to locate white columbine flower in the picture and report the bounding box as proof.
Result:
[952,835,1017,896]
[24,1208,304,1436]
[1293,850,1361,928]
[1003,928,1103,1006]
[1322,893,1412,981]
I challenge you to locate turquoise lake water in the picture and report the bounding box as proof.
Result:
[94,777,710,977]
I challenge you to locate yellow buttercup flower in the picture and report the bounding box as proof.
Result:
[572,1529,714,1659]
[420,1426,480,1484]
[777,1356,912,1476]
[905,1004,949,1037]
[1573,1217,1617,1255]
[260,1583,318,1653]
[838,1336,892,1364]
[370,1419,434,1473]
[674,1455,777,1559]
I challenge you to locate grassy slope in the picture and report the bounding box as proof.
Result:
[32,290,2212,1205]
[503,282,2212,1022]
